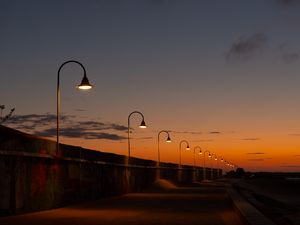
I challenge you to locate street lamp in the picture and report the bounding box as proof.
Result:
[211,153,218,180]
[203,150,211,181]
[157,130,171,179]
[157,130,172,165]
[179,140,190,168]
[56,60,93,155]
[127,111,147,158]
[193,146,202,182]
[217,156,224,177]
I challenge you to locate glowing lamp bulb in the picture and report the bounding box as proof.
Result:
[77,75,93,90]
[139,120,147,129]
[166,136,171,143]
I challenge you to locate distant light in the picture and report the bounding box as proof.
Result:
[77,75,93,90]
[139,120,147,129]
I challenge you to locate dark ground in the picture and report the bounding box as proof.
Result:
[0,180,245,225]
[234,177,300,225]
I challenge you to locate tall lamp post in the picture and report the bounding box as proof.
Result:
[179,140,190,168]
[57,60,93,155]
[127,111,147,158]
[157,130,171,165]
[211,154,218,180]
[178,140,190,182]
[203,150,211,181]
[157,130,171,179]
[193,146,202,182]
[217,156,224,178]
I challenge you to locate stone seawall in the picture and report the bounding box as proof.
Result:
[0,126,221,215]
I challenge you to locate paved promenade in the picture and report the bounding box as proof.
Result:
[0,181,245,225]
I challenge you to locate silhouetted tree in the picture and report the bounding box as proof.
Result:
[0,105,15,124]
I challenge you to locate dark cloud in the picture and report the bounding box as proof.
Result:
[242,138,260,141]
[171,130,222,135]
[247,152,265,155]
[226,33,268,61]
[281,165,300,167]
[132,136,153,140]
[279,43,300,63]
[277,0,298,6]
[191,139,214,142]
[109,123,128,131]
[282,52,300,63]
[35,128,124,140]
[5,113,127,141]
[75,109,86,112]
[172,131,202,135]
[248,159,264,161]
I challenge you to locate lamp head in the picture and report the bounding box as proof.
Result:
[186,145,190,150]
[221,158,224,162]
[77,75,93,90]
[139,120,147,129]
[214,157,217,161]
[208,153,212,158]
[166,135,171,143]
[199,150,203,155]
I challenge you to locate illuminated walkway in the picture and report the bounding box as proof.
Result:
[0,182,244,225]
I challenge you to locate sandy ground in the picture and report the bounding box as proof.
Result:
[0,180,244,225]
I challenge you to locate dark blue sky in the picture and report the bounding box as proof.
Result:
[1,0,300,171]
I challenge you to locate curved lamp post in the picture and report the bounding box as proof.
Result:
[178,140,190,182]
[127,111,147,158]
[56,60,93,155]
[211,153,218,180]
[179,140,190,168]
[157,130,171,179]
[193,146,202,182]
[203,150,211,181]
[157,130,171,165]
[217,156,224,177]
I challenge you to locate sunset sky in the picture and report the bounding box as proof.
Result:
[1,0,300,172]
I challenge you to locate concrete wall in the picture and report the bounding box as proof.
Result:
[0,126,222,215]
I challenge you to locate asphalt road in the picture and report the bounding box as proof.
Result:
[0,182,245,225]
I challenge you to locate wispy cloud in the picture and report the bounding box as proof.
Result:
[282,52,300,63]
[226,33,268,61]
[242,138,260,141]
[288,133,300,136]
[209,131,221,134]
[279,43,300,63]
[281,165,300,168]
[190,139,214,143]
[172,130,202,135]
[277,0,298,6]
[5,113,127,141]
[247,152,265,155]
[248,159,264,161]
[36,128,124,140]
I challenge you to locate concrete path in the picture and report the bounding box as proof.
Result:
[0,181,245,225]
